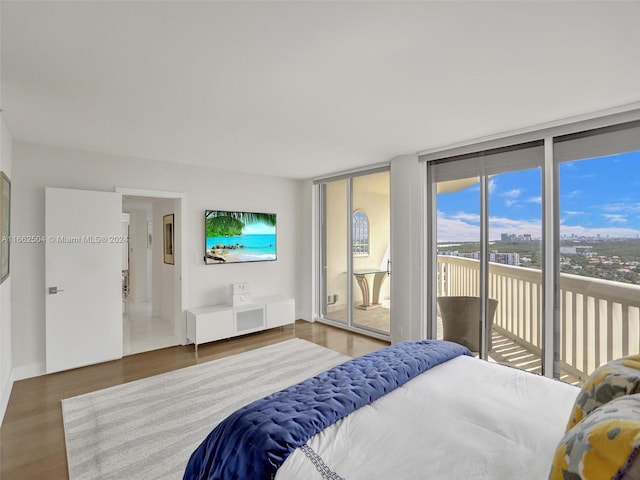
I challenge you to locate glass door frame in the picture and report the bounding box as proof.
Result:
[315,166,391,339]
[426,171,487,355]
[427,145,549,369]
[422,108,640,381]
[427,168,531,361]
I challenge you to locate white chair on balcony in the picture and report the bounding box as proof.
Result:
[437,296,498,354]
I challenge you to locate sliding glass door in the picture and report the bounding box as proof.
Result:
[429,143,544,364]
[426,117,640,384]
[321,179,349,324]
[319,169,390,336]
[434,174,481,345]
[554,122,640,382]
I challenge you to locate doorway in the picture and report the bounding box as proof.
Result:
[122,195,181,355]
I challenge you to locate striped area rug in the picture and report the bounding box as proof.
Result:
[62,338,350,480]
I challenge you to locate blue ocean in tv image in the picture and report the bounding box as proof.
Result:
[205,210,277,264]
[206,234,276,260]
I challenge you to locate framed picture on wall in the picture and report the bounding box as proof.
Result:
[0,172,10,283]
[163,214,174,265]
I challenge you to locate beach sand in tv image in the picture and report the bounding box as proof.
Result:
[205,210,276,264]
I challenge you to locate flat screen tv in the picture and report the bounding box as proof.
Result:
[205,210,276,264]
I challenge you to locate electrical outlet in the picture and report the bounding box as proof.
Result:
[327,294,338,305]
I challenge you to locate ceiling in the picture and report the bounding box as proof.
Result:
[2,1,640,180]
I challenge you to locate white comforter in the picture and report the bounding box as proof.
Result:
[275,355,579,480]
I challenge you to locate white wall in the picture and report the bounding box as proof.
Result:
[390,155,425,344]
[129,208,151,302]
[11,141,302,377]
[297,180,314,321]
[0,116,13,421]
[0,0,13,423]
[325,180,348,309]
[151,198,179,327]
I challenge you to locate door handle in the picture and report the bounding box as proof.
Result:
[48,286,65,294]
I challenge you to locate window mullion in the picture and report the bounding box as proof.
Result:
[480,174,489,359]
[542,137,558,378]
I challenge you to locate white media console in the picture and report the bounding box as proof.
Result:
[186,296,295,354]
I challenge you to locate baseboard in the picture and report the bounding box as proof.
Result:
[13,362,46,381]
[0,370,14,425]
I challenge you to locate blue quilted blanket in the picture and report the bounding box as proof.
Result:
[183,340,471,480]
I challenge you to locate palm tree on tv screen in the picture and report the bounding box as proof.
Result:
[206,211,276,237]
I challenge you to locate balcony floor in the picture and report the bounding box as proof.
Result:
[324,304,582,385]
[489,331,581,385]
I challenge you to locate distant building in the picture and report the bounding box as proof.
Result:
[490,252,520,266]
[501,233,534,243]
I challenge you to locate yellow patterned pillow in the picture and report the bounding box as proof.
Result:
[550,395,640,480]
[567,355,640,432]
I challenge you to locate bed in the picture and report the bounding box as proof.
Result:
[183,340,640,480]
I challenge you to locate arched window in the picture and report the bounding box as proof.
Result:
[352,210,369,256]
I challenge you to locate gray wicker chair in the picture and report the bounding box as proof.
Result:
[437,296,498,353]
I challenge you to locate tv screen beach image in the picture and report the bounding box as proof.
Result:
[205,210,276,264]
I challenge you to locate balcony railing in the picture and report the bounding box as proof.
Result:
[437,255,640,381]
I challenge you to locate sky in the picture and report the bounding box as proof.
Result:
[436,150,640,242]
[242,221,276,235]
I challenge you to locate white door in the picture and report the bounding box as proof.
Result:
[45,188,123,373]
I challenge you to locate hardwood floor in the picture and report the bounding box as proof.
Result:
[0,320,388,480]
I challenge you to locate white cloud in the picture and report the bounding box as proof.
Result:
[453,212,480,222]
[600,203,625,212]
[564,190,582,199]
[488,179,497,194]
[488,216,541,235]
[437,211,542,242]
[527,196,542,204]
[599,202,640,213]
[502,189,522,198]
[437,209,640,243]
[437,215,481,242]
[602,213,627,224]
